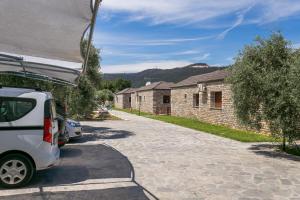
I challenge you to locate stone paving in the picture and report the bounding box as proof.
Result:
[81,110,300,200]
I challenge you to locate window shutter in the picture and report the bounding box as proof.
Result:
[215,92,222,108]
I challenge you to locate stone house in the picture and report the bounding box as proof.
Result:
[114,88,136,109]
[171,70,239,128]
[132,82,175,115]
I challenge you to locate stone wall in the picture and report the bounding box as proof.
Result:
[114,94,123,109]
[171,82,239,128]
[135,90,154,113]
[114,93,131,109]
[153,90,171,115]
[131,92,137,109]
[131,90,171,114]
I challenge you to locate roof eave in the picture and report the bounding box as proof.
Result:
[172,78,227,89]
[171,84,197,89]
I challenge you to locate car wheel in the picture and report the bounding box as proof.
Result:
[0,154,35,188]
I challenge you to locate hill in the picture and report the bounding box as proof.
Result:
[103,63,227,87]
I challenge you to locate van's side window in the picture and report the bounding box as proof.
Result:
[0,97,36,122]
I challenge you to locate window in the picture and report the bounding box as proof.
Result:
[202,92,208,105]
[0,97,36,122]
[193,94,200,107]
[129,97,131,103]
[210,91,222,109]
[44,99,57,120]
[163,95,170,104]
[138,96,142,102]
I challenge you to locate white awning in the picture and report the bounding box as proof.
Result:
[0,0,97,85]
[0,54,81,85]
[0,0,92,62]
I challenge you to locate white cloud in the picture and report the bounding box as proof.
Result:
[192,53,211,61]
[102,60,192,73]
[102,48,204,57]
[101,0,300,26]
[94,32,214,46]
[101,0,253,25]
[100,47,209,64]
[172,50,202,56]
[261,1,300,23]
[217,6,253,39]
[226,57,235,62]
[293,42,300,49]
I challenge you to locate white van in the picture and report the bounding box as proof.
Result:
[0,87,60,188]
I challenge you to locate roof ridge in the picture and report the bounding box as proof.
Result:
[172,69,230,88]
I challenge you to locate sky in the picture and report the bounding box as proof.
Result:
[94,0,300,73]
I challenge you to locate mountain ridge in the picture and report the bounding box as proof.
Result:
[103,63,227,87]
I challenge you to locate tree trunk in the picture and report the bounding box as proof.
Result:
[282,131,286,151]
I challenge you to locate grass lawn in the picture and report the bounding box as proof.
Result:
[114,108,275,143]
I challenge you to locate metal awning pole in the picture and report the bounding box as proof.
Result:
[82,0,102,74]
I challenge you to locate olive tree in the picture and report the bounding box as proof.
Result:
[96,89,114,105]
[229,33,300,150]
[66,41,102,118]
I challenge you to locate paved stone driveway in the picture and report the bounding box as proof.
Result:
[82,110,300,200]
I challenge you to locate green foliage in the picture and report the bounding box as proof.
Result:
[0,74,68,103]
[67,75,97,118]
[96,89,114,104]
[101,78,131,93]
[81,40,102,89]
[115,108,274,142]
[229,33,300,147]
[65,41,102,118]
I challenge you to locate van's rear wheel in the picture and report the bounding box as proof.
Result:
[0,154,35,188]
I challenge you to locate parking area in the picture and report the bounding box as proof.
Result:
[1,110,300,200]
[0,133,152,199]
